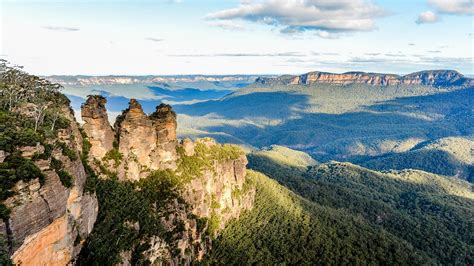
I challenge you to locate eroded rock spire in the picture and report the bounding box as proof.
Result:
[81,95,114,159]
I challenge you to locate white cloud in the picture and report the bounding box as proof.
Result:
[428,0,474,15]
[205,0,385,36]
[416,11,440,24]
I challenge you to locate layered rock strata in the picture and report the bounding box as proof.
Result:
[1,107,98,265]
[81,96,114,159]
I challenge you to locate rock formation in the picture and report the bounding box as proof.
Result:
[256,70,474,87]
[183,139,254,227]
[1,106,98,265]
[81,96,114,159]
[110,99,178,180]
[79,96,256,264]
[81,98,179,180]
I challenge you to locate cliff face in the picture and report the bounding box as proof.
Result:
[1,106,98,265]
[137,139,255,265]
[79,96,255,264]
[256,70,474,87]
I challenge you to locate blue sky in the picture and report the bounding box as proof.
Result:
[1,0,473,75]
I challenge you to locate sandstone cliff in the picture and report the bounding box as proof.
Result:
[256,70,474,87]
[0,106,98,265]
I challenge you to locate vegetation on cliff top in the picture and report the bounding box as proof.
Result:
[0,61,76,215]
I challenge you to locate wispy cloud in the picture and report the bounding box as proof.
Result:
[43,26,80,32]
[207,20,245,31]
[385,53,406,57]
[145,37,164,42]
[416,11,440,24]
[205,0,386,38]
[169,52,306,57]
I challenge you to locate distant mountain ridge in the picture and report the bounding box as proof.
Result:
[45,75,263,86]
[256,70,474,87]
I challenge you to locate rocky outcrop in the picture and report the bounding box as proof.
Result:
[256,70,474,87]
[114,99,159,180]
[149,103,178,171]
[183,139,254,228]
[111,99,178,180]
[81,96,114,159]
[1,107,98,265]
[128,138,255,265]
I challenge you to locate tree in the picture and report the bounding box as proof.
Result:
[0,59,63,131]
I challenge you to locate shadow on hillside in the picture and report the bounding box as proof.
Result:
[174,91,309,119]
[175,88,474,161]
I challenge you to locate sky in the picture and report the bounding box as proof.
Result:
[1,0,473,76]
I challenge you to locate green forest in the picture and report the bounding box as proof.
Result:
[229,147,474,265]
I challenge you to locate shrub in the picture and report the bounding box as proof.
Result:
[57,170,74,188]
[56,141,78,161]
[103,148,123,167]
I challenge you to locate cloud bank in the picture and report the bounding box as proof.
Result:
[205,0,385,36]
[428,0,474,15]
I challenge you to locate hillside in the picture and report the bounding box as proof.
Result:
[205,170,433,265]
[246,146,474,264]
[359,137,474,182]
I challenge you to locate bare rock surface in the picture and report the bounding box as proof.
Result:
[2,107,98,265]
[81,95,114,159]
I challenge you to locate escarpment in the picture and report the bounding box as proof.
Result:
[79,96,255,264]
[256,70,474,87]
